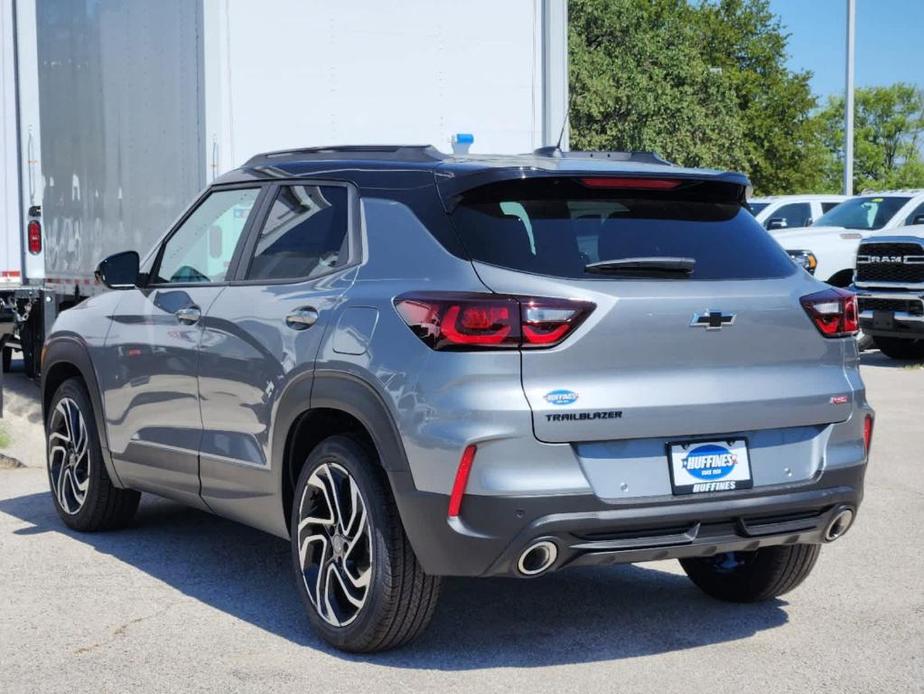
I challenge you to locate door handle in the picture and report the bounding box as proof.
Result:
[175,306,201,325]
[286,307,319,330]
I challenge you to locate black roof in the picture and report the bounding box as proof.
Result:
[217,145,750,196]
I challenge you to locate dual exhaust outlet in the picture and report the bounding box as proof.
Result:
[515,506,855,577]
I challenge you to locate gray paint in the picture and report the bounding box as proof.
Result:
[41,165,873,575]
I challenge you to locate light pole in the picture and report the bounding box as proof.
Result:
[844,0,855,195]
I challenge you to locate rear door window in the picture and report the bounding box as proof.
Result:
[450,178,796,280]
[245,184,349,281]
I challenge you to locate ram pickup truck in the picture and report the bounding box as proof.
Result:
[852,225,924,359]
[773,191,924,286]
[748,194,845,231]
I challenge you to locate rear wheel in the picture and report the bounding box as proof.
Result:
[873,336,924,360]
[290,435,441,652]
[46,378,140,531]
[680,544,820,602]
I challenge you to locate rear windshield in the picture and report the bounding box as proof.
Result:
[813,195,910,230]
[450,178,796,280]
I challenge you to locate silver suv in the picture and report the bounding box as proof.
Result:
[42,146,874,652]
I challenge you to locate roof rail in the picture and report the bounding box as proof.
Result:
[533,147,674,166]
[244,144,445,167]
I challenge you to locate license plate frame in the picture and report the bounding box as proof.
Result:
[667,439,753,495]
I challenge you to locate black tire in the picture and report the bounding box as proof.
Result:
[679,544,821,603]
[1,346,11,373]
[46,378,140,531]
[872,335,924,360]
[290,434,441,652]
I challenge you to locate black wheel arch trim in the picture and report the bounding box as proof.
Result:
[41,334,126,487]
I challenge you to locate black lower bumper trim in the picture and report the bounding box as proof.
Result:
[388,464,865,578]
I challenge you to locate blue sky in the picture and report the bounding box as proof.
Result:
[769,0,924,100]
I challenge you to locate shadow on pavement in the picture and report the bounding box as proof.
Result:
[0,489,789,668]
[860,350,924,369]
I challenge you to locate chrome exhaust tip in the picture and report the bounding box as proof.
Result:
[516,540,558,576]
[824,506,855,542]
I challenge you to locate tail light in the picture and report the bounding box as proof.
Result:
[800,288,858,338]
[394,292,594,350]
[27,220,42,255]
[580,177,682,190]
[448,444,477,517]
[863,414,874,457]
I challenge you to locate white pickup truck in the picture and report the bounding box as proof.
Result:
[852,225,924,359]
[773,191,924,286]
[748,194,846,231]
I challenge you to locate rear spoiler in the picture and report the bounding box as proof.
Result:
[436,167,751,211]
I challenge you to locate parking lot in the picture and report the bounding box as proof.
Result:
[0,354,921,693]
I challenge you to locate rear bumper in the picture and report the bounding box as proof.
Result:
[390,463,865,577]
[853,287,924,338]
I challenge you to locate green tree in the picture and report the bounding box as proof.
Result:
[691,0,828,193]
[569,0,825,194]
[814,84,924,192]
[569,0,748,172]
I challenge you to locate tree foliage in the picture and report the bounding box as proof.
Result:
[569,0,924,195]
[815,84,924,192]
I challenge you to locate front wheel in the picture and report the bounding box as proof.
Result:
[46,378,140,531]
[290,435,441,652]
[680,544,820,603]
[872,335,924,360]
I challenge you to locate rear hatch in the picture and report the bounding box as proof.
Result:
[448,175,854,443]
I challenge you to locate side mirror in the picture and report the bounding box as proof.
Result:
[911,214,924,226]
[95,251,140,289]
[766,218,788,231]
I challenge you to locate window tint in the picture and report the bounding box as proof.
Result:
[154,188,259,284]
[821,201,841,214]
[766,202,811,229]
[450,179,796,281]
[814,196,910,230]
[905,201,924,226]
[747,201,769,216]
[246,185,349,281]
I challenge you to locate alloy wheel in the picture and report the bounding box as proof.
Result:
[48,397,90,515]
[296,462,373,627]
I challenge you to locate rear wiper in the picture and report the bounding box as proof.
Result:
[585,257,696,276]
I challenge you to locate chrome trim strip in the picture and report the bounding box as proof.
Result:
[854,281,924,291]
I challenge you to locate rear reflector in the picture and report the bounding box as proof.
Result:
[579,177,682,190]
[27,220,41,255]
[448,445,477,517]
[864,415,874,457]
[394,292,594,350]
[800,288,858,338]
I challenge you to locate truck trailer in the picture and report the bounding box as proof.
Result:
[0,0,569,377]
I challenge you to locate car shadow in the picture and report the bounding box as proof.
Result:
[0,490,789,668]
[860,350,924,369]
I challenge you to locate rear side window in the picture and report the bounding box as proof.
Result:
[449,178,796,280]
[821,201,841,213]
[246,185,349,281]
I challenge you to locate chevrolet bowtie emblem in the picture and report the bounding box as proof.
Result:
[690,311,736,330]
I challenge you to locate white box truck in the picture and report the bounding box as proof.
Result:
[1,0,568,376]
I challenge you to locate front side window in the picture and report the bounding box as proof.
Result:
[767,202,812,229]
[246,185,349,281]
[814,196,911,230]
[154,188,260,284]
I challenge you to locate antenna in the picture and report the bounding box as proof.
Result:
[554,98,569,152]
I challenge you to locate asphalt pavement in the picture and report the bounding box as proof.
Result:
[0,353,921,693]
